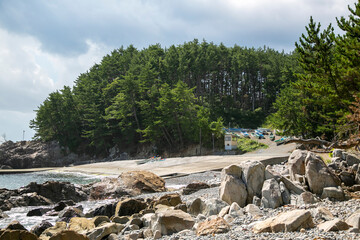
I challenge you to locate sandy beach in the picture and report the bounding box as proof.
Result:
[52,142,296,177]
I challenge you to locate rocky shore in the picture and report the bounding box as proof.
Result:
[1,149,360,239]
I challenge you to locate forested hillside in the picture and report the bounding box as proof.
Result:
[30,40,297,154]
[267,1,360,143]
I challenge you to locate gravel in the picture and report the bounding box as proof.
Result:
[136,168,360,240]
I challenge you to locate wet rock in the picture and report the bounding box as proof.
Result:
[196,217,230,236]
[86,202,116,218]
[27,207,51,217]
[58,207,84,223]
[39,222,67,240]
[305,152,341,195]
[19,181,87,203]
[31,220,53,237]
[6,220,27,231]
[53,200,75,212]
[253,209,314,233]
[0,209,9,218]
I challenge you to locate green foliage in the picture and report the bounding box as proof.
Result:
[268,4,360,140]
[237,138,268,153]
[31,41,296,154]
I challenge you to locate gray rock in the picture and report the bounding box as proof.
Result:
[321,187,345,201]
[346,154,360,166]
[297,191,318,205]
[151,209,195,235]
[305,152,341,195]
[228,202,244,217]
[240,161,265,204]
[288,150,308,181]
[202,198,228,216]
[219,173,247,207]
[244,204,263,217]
[279,181,290,205]
[187,198,205,216]
[261,178,283,209]
[332,149,344,158]
[252,196,261,206]
[339,171,355,186]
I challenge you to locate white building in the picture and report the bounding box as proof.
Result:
[224,133,238,150]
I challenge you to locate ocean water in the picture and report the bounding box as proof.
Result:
[0,171,106,230]
[0,171,101,190]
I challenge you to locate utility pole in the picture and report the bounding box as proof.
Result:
[212,133,215,153]
[199,127,202,156]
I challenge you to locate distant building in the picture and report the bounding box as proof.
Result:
[224,133,238,150]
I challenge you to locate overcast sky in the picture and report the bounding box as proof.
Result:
[0,0,356,142]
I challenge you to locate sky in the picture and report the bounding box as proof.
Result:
[0,0,356,142]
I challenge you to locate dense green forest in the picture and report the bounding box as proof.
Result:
[267,1,360,142]
[31,1,360,155]
[30,40,297,154]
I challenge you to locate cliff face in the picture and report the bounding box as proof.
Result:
[0,140,86,169]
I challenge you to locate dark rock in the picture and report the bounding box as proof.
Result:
[0,209,9,218]
[0,230,38,240]
[19,181,88,203]
[27,207,51,217]
[339,171,355,186]
[6,220,27,231]
[86,202,117,218]
[53,200,75,212]
[115,198,147,217]
[57,206,84,222]
[30,220,53,237]
[182,182,210,195]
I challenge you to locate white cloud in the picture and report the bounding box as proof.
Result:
[0,0,357,141]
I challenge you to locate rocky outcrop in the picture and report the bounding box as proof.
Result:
[0,140,91,169]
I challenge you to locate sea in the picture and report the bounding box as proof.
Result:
[0,171,108,230]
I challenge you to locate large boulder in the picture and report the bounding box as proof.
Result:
[89,178,130,200]
[0,230,38,240]
[253,209,314,233]
[346,209,360,229]
[49,230,89,240]
[119,170,166,194]
[219,165,247,207]
[115,198,147,217]
[304,152,341,195]
[317,218,349,232]
[288,150,308,182]
[196,217,230,236]
[40,222,68,240]
[240,161,265,204]
[19,181,88,203]
[261,178,283,209]
[151,209,195,235]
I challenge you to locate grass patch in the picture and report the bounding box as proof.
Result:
[237,138,268,153]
